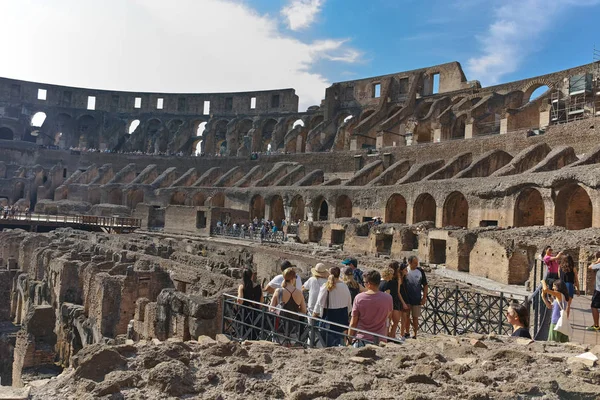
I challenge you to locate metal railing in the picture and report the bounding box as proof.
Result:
[420,285,514,336]
[222,293,394,348]
[0,211,141,228]
[210,226,284,243]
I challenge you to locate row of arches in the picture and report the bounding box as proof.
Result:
[242,185,592,231]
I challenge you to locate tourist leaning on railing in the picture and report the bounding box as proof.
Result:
[542,279,570,343]
[302,263,329,315]
[270,268,307,345]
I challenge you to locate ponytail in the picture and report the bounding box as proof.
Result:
[326,266,341,291]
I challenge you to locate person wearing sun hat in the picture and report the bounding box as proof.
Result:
[303,263,330,314]
[341,257,364,286]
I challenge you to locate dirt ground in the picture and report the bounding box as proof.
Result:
[29,333,600,400]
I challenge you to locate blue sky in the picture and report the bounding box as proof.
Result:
[0,0,599,109]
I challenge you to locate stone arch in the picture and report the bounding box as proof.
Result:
[127,189,144,209]
[442,191,468,228]
[0,127,14,140]
[413,193,436,224]
[260,119,277,152]
[250,194,265,220]
[77,115,97,149]
[414,123,433,144]
[107,189,122,205]
[290,195,305,222]
[31,112,47,127]
[128,119,141,134]
[554,184,592,230]
[13,182,25,202]
[309,115,324,129]
[451,114,467,139]
[522,80,554,103]
[146,118,162,135]
[313,197,329,221]
[335,195,353,218]
[170,191,186,205]
[359,109,375,122]
[207,192,225,207]
[269,195,285,227]
[189,192,206,207]
[385,193,407,223]
[215,119,228,155]
[514,188,545,227]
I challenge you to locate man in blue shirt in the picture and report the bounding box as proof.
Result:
[342,257,363,286]
[405,255,428,339]
[587,251,600,331]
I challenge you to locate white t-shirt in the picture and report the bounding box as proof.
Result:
[268,274,303,291]
[315,281,352,317]
[303,276,328,313]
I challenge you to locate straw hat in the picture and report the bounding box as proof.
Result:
[311,263,329,278]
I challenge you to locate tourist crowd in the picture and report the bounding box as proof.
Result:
[233,246,600,346]
[539,247,600,342]
[237,256,443,347]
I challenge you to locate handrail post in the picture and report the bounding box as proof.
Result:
[453,285,459,335]
[309,317,316,349]
[498,292,504,334]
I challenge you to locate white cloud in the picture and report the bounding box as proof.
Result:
[466,0,600,85]
[281,0,324,31]
[0,0,358,110]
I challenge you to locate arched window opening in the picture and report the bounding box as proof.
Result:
[316,199,329,221]
[0,127,14,140]
[31,112,47,127]
[385,194,407,223]
[442,192,468,228]
[292,119,304,129]
[554,184,592,230]
[269,195,285,227]
[413,193,437,224]
[343,115,354,123]
[128,120,140,134]
[250,195,265,221]
[290,195,305,222]
[527,85,550,103]
[335,195,353,218]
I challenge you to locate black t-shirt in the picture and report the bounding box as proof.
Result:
[511,327,532,339]
[379,279,401,310]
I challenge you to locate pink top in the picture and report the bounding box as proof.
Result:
[543,255,559,275]
[351,291,393,342]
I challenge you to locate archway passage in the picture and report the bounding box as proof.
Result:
[385,194,407,223]
[269,195,285,227]
[315,198,329,221]
[290,195,305,222]
[250,195,265,220]
[514,188,545,227]
[555,184,592,230]
[107,189,122,205]
[170,191,186,206]
[442,192,468,228]
[413,193,437,224]
[0,127,14,140]
[190,192,206,207]
[127,189,144,209]
[335,195,352,218]
[207,192,225,207]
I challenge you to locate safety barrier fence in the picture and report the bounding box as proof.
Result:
[1,211,141,228]
[222,293,393,348]
[222,282,531,346]
[210,227,284,243]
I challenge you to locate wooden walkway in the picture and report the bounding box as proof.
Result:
[569,294,599,346]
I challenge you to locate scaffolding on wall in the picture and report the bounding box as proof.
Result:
[549,46,600,126]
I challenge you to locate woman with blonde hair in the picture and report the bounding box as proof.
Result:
[314,266,352,347]
[343,266,365,305]
[270,268,307,345]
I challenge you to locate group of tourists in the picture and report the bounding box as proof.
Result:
[215,217,288,241]
[539,246,600,343]
[236,256,430,347]
[2,205,28,219]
